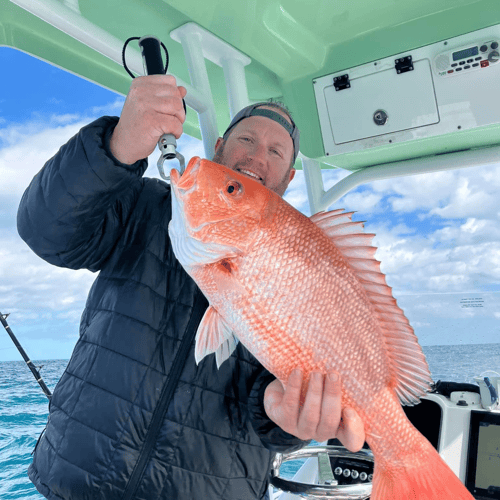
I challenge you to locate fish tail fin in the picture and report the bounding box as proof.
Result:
[371,442,474,500]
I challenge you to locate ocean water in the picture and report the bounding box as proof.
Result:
[1,344,499,499]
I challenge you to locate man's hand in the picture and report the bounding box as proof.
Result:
[264,370,365,452]
[110,75,187,165]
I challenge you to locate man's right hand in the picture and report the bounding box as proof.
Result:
[109,75,187,165]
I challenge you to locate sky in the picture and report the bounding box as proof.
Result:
[0,46,499,362]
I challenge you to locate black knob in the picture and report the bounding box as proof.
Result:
[480,44,488,52]
[492,41,499,50]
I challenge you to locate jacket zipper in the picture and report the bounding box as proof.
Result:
[122,289,208,500]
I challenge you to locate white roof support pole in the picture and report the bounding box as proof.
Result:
[10,0,207,113]
[221,58,251,120]
[302,145,500,214]
[170,27,219,160]
[301,156,326,215]
[171,23,251,146]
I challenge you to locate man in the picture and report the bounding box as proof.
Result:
[19,75,364,500]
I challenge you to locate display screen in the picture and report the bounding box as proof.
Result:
[476,422,500,489]
[466,411,500,499]
[453,46,479,61]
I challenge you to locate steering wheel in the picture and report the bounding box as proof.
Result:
[270,445,373,499]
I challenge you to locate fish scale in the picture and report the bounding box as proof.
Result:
[226,194,394,399]
[169,157,475,500]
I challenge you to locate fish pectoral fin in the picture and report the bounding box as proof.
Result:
[194,305,238,368]
[215,336,239,369]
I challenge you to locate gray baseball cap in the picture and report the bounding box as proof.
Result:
[222,102,300,163]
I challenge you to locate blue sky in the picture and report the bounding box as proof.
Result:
[0,47,499,361]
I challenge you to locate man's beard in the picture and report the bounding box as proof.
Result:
[212,139,291,196]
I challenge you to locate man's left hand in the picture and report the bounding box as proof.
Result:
[263,370,365,452]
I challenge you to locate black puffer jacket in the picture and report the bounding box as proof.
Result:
[18,117,307,500]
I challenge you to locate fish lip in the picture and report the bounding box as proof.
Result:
[172,158,201,196]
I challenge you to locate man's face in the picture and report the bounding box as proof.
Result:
[212,107,296,197]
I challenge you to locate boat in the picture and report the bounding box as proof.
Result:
[271,375,500,499]
[1,0,499,498]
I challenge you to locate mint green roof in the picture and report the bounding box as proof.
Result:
[1,0,499,170]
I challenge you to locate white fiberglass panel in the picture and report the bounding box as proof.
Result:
[323,60,439,145]
[314,23,500,157]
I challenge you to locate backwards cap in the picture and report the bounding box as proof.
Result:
[222,102,300,163]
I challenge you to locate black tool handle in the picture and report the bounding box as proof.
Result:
[138,35,165,75]
[138,35,186,115]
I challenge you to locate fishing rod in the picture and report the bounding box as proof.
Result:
[122,34,186,181]
[0,311,52,400]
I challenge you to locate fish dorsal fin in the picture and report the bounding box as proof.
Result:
[195,305,238,368]
[311,210,433,405]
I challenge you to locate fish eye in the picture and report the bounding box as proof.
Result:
[226,181,242,195]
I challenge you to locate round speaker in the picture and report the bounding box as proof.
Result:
[435,54,450,71]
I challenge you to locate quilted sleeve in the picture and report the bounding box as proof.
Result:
[247,368,311,453]
[17,116,149,272]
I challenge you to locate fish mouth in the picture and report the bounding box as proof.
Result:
[236,168,264,184]
[171,157,201,194]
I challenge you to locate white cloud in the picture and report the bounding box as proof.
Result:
[433,218,500,247]
[340,191,383,213]
[0,234,96,316]
[368,216,500,295]
[0,119,90,199]
[90,97,126,116]
[432,176,499,218]
[284,170,310,213]
[1,108,500,358]
[363,164,500,220]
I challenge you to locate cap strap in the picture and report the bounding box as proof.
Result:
[249,108,294,136]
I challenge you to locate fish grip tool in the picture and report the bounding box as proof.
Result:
[122,35,186,181]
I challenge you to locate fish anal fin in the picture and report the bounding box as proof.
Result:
[195,306,238,368]
[312,209,433,405]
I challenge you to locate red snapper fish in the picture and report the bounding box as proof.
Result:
[169,157,474,500]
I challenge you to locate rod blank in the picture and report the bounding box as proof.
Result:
[0,312,52,399]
